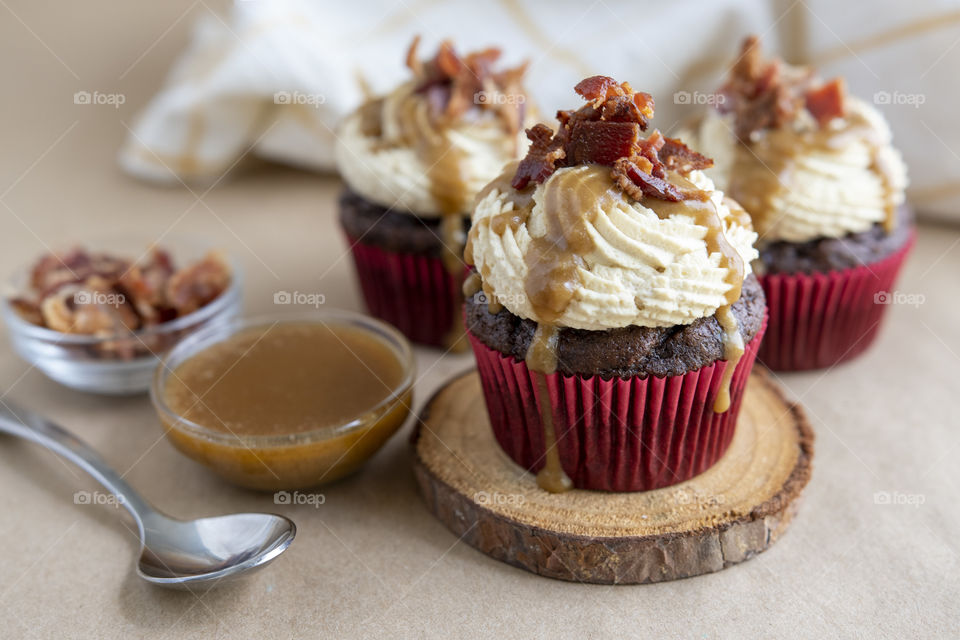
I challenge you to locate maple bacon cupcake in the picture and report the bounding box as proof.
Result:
[692,37,913,370]
[464,77,766,493]
[336,38,532,350]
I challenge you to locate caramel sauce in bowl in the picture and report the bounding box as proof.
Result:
[150,311,414,491]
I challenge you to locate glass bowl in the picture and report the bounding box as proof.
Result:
[1,238,242,395]
[150,311,415,491]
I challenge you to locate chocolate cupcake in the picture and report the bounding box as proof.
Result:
[691,36,913,370]
[464,76,766,493]
[336,38,533,350]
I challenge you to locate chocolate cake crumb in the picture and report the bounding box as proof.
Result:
[465,275,766,379]
[338,189,470,256]
[757,205,914,275]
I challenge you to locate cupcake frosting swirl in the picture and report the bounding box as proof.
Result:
[336,81,530,217]
[467,163,758,330]
[693,37,908,245]
[697,97,907,244]
[335,39,533,218]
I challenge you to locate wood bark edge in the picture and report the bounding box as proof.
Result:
[413,368,814,584]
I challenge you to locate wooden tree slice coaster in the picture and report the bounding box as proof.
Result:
[413,369,813,585]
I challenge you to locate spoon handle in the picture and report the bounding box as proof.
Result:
[0,401,152,526]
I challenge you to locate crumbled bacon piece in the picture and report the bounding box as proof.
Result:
[8,297,42,325]
[612,158,710,203]
[573,76,655,130]
[613,158,680,202]
[405,37,528,135]
[491,60,530,134]
[512,124,566,190]
[434,41,462,78]
[574,75,623,105]
[718,36,800,140]
[567,121,642,166]
[575,77,654,117]
[405,35,424,77]
[719,35,843,140]
[510,76,713,202]
[660,137,714,173]
[165,251,231,316]
[39,277,140,335]
[634,129,667,173]
[29,247,127,296]
[805,77,846,127]
[118,248,176,323]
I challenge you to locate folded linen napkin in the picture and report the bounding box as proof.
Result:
[119,0,960,222]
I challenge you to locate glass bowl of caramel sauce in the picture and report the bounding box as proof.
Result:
[150,310,414,491]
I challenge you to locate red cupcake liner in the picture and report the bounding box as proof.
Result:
[757,233,914,371]
[468,317,767,492]
[345,236,460,348]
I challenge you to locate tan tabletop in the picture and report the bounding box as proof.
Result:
[1,2,958,638]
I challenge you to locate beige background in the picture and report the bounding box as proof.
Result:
[0,1,958,638]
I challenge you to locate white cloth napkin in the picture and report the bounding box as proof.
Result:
[120,0,960,222]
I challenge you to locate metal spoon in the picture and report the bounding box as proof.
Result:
[0,401,296,589]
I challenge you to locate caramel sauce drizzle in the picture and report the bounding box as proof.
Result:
[712,197,748,412]
[526,167,623,323]
[871,148,900,233]
[526,325,572,493]
[469,174,575,492]
[713,306,744,413]
[644,179,746,413]
[393,90,471,351]
[462,271,482,297]
[357,98,385,138]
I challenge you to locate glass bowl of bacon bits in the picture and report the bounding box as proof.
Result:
[1,239,241,394]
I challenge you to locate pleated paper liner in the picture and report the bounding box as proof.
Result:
[757,233,914,371]
[468,317,767,492]
[345,236,459,348]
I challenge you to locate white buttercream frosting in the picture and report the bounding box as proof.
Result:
[468,164,758,330]
[694,97,908,243]
[335,81,530,217]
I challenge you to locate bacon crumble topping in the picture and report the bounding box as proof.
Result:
[11,247,231,337]
[718,36,847,141]
[406,36,528,136]
[805,77,847,127]
[512,76,712,202]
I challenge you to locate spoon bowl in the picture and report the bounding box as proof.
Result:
[0,402,296,588]
[137,513,296,587]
